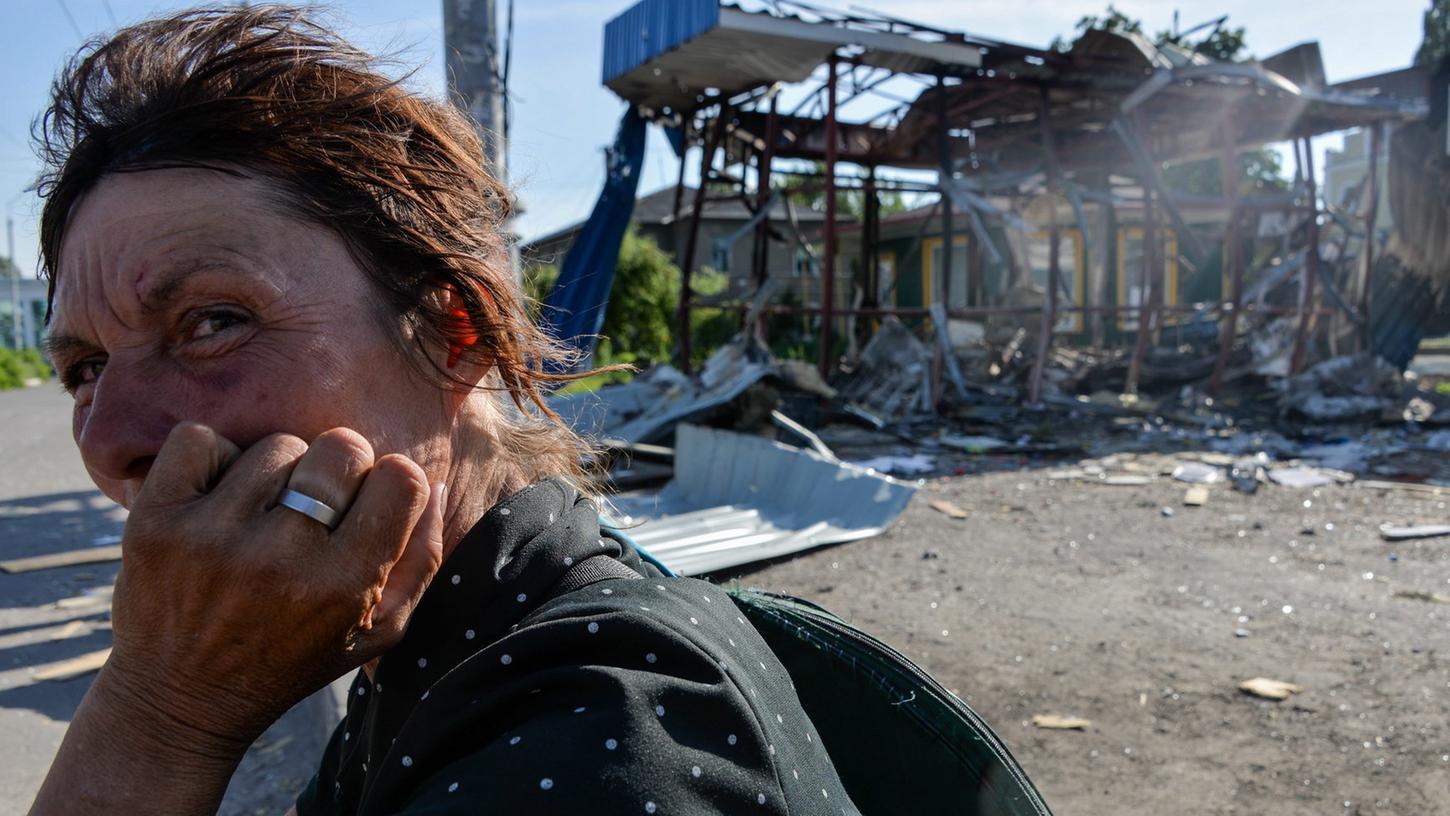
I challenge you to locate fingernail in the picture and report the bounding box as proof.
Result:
[434,483,447,505]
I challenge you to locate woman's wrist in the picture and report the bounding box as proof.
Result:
[29,662,254,815]
[90,658,262,764]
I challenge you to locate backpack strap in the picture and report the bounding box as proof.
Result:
[547,554,641,598]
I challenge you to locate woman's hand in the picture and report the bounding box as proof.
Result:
[31,421,445,815]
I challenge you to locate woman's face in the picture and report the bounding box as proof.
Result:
[49,168,449,508]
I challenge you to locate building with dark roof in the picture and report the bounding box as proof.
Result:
[522,184,833,300]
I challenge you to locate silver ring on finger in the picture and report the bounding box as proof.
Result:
[278,488,341,531]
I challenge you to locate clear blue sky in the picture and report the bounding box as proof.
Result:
[0,0,1429,274]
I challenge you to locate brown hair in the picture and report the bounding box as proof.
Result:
[34,4,597,486]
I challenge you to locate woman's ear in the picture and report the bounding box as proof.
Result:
[445,301,479,369]
[438,285,491,390]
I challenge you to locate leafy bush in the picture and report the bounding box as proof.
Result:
[19,348,51,381]
[0,349,25,390]
[0,347,53,390]
[599,230,682,367]
[527,229,758,384]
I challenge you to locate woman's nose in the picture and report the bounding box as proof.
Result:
[75,364,180,487]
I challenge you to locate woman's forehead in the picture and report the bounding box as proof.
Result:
[52,169,356,328]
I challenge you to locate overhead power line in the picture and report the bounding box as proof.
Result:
[54,0,84,39]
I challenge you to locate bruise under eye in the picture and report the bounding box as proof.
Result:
[60,357,106,393]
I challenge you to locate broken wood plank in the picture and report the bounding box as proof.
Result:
[0,544,122,574]
[1393,589,1450,604]
[32,648,111,682]
[1031,714,1091,730]
[1097,475,1152,486]
[1356,480,1448,495]
[1379,524,1450,542]
[928,499,969,520]
[1238,677,1301,701]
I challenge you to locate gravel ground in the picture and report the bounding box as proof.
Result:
[731,463,1450,816]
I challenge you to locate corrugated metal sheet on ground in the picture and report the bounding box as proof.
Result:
[607,424,918,576]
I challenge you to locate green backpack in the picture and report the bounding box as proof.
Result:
[728,587,1053,816]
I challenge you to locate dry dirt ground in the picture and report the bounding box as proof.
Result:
[731,466,1450,816]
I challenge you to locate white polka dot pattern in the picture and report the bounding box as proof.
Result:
[307,479,859,816]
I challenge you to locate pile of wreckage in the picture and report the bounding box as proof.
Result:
[539,1,1450,576]
[554,314,1450,576]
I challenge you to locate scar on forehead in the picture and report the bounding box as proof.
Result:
[133,258,233,310]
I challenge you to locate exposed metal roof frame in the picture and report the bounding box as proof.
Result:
[603,0,982,113]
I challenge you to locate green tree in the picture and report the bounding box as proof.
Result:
[528,228,739,379]
[1049,4,1141,50]
[1161,149,1289,196]
[596,228,681,366]
[0,256,19,279]
[772,162,910,222]
[1416,0,1450,66]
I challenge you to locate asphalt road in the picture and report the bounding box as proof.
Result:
[0,384,342,815]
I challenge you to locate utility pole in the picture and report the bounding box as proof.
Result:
[443,0,505,181]
[442,0,521,281]
[6,212,19,351]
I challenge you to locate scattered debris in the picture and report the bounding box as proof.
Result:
[940,434,1010,453]
[1096,475,1152,487]
[929,499,970,520]
[1172,462,1222,484]
[851,454,935,476]
[1031,714,1091,730]
[1378,524,1450,541]
[1277,354,1405,422]
[551,332,830,445]
[32,648,111,682]
[1238,677,1302,701]
[1393,589,1450,604]
[835,317,932,421]
[1184,486,1210,506]
[1357,480,1449,495]
[1267,467,1336,489]
[0,544,123,574]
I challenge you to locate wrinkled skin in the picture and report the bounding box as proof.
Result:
[30,168,475,814]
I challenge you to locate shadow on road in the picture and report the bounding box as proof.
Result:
[0,489,125,610]
[0,625,111,722]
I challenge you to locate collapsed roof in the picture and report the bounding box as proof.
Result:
[603,0,1426,180]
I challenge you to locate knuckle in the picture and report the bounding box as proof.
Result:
[372,454,429,497]
[262,432,309,461]
[314,428,375,470]
[166,420,215,450]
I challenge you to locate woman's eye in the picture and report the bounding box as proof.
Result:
[64,358,106,392]
[189,310,248,341]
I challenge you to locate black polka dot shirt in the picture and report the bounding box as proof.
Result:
[296,479,860,815]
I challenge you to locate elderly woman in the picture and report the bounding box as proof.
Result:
[29,6,857,815]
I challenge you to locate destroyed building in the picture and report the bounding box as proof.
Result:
[537,0,1450,575]
[542,0,1432,400]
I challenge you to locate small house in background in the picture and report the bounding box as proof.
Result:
[522,185,832,301]
[833,193,1244,346]
[0,277,50,352]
